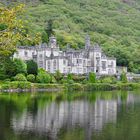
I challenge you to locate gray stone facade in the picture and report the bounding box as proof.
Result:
[14,36,116,75]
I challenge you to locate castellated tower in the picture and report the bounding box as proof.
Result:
[49,36,58,48]
[85,35,91,50]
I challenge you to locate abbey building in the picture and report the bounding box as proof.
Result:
[14,36,116,75]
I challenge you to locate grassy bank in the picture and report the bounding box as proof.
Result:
[0,81,67,92]
[1,81,140,93]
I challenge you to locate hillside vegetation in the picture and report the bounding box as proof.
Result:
[1,0,140,73]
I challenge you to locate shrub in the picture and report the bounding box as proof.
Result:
[1,81,31,90]
[14,74,27,81]
[27,74,35,83]
[68,79,74,84]
[67,73,73,81]
[100,76,117,84]
[0,72,8,80]
[60,78,67,84]
[84,83,118,91]
[72,75,86,83]
[68,83,84,91]
[111,76,117,84]
[50,75,57,83]
[89,72,96,83]
[82,79,88,84]
[4,78,11,82]
[1,84,10,90]
[17,81,31,89]
[120,72,128,83]
[36,68,51,83]
[100,77,112,83]
[132,78,140,83]
[33,83,67,91]
[67,74,74,84]
[54,70,63,82]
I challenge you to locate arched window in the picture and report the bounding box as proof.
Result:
[63,60,66,65]
[24,51,28,56]
[83,60,86,66]
[39,54,43,58]
[53,60,57,70]
[48,61,50,71]
[102,61,106,71]
[111,61,114,67]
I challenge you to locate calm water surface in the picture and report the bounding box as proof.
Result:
[0,91,140,140]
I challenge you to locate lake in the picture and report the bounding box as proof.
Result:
[0,91,140,140]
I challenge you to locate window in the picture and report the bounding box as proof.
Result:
[96,66,99,73]
[39,54,43,58]
[84,68,86,73]
[68,68,71,73]
[88,61,91,66]
[63,68,66,73]
[108,69,112,74]
[24,51,28,56]
[108,61,114,67]
[112,70,114,74]
[53,60,57,70]
[111,61,114,67]
[102,61,106,71]
[96,57,100,66]
[74,53,79,58]
[83,60,86,66]
[77,59,78,64]
[108,69,114,74]
[77,59,82,64]
[96,53,100,57]
[48,61,51,71]
[39,61,43,67]
[79,68,82,73]
[63,60,66,65]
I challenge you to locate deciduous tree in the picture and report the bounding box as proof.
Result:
[0,4,41,79]
[0,4,41,62]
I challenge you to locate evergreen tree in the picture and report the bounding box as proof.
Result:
[120,72,128,83]
[3,59,17,78]
[26,60,38,76]
[89,72,96,83]
[45,19,54,39]
[14,58,27,75]
[67,73,73,81]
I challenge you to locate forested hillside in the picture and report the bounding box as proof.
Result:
[1,0,140,73]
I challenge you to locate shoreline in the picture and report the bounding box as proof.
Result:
[1,82,140,93]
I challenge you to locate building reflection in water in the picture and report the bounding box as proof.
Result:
[12,98,118,139]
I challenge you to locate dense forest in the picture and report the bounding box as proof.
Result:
[1,0,140,73]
